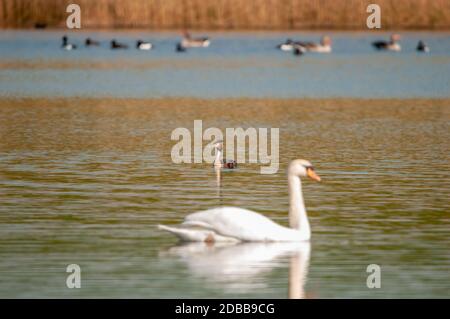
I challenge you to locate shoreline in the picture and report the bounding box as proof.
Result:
[2,28,450,33]
[2,97,449,106]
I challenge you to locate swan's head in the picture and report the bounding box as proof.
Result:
[213,140,223,151]
[288,159,321,182]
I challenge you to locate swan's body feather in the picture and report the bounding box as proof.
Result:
[158,224,239,242]
[161,207,304,242]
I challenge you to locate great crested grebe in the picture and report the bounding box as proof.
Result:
[213,141,237,169]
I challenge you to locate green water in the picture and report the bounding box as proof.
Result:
[0,98,448,298]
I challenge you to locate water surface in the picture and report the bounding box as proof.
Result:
[0,98,448,298]
[0,31,449,98]
[0,30,449,298]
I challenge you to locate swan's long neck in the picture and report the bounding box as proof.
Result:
[288,175,310,238]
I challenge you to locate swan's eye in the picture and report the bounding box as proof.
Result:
[305,165,314,171]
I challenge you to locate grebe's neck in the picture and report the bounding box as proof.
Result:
[288,174,310,239]
[214,148,222,166]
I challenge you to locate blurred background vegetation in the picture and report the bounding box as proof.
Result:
[0,0,449,29]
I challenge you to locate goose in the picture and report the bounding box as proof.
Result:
[158,159,321,242]
[416,40,430,53]
[136,40,153,50]
[180,31,210,48]
[111,39,128,49]
[296,36,332,53]
[213,140,237,169]
[61,36,77,51]
[85,37,100,47]
[372,34,401,52]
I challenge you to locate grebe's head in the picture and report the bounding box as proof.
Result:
[213,140,223,151]
[288,159,321,182]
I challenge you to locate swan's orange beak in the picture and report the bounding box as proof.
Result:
[307,168,321,182]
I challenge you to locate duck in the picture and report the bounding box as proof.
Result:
[293,45,306,56]
[213,140,237,169]
[110,40,128,49]
[277,39,306,55]
[176,42,187,52]
[35,22,47,29]
[158,159,321,242]
[85,38,100,47]
[416,40,430,53]
[277,39,297,51]
[296,36,332,53]
[180,31,210,48]
[136,40,153,50]
[372,34,401,52]
[61,36,77,51]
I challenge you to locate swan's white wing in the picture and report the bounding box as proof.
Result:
[184,207,299,241]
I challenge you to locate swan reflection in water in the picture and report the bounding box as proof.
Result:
[215,167,221,189]
[160,241,311,298]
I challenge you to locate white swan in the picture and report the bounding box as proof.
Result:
[158,159,321,242]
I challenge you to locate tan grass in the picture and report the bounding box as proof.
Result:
[0,0,449,29]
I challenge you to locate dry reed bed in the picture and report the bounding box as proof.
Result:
[1,0,449,29]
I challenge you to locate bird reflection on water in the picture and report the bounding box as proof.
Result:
[160,241,311,299]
